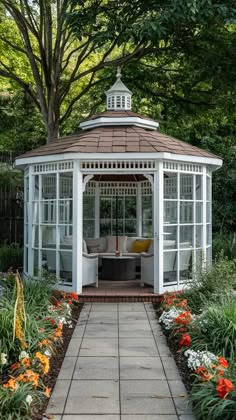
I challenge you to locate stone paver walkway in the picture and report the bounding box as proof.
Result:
[45,303,195,420]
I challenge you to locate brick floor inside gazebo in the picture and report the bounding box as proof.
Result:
[79,280,162,303]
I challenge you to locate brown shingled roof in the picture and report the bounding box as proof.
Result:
[17,124,219,160]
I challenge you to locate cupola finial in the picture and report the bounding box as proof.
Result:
[106,67,132,111]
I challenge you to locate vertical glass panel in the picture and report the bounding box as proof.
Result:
[112,220,124,236]
[112,197,124,219]
[83,195,95,219]
[164,201,177,223]
[180,174,193,199]
[206,246,212,269]
[142,221,153,237]
[59,251,72,283]
[59,200,72,224]
[32,225,39,248]
[180,226,193,248]
[195,249,204,275]
[207,176,211,201]
[33,249,39,276]
[42,225,56,247]
[164,226,177,249]
[125,197,136,218]
[196,202,203,223]
[32,202,39,223]
[83,220,95,238]
[207,202,211,223]
[100,197,111,218]
[195,225,203,248]
[195,175,202,200]
[42,174,56,199]
[207,224,212,245]
[100,219,111,237]
[34,175,39,200]
[25,203,29,224]
[180,250,192,281]
[164,251,177,284]
[59,173,72,198]
[41,200,57,224]
[180,202,193,223]
[59,225,73,247]
[142,196,152,219]
[44,249,56,273]
[124,220,136,236]
[164,173,177,199]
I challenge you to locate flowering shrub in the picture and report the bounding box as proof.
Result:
[159,307,183,330]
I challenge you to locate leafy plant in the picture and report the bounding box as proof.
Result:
[0,243,23,272]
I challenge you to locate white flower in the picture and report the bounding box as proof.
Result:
[26,395,33,405]
[44,349,51,357]
[58,316,66,324]
[1,353,7,365]
[184,349,218,370]
[159,308,184,330]
[19,351,29,360]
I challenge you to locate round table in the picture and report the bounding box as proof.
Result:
[101,256,136,281]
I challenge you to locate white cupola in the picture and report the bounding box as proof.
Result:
[106,67,132,110]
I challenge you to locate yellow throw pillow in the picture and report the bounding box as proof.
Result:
[131,239,152,253]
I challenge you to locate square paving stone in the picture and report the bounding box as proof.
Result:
[179,415,196,420]
[121,416,178,420]
[63,415,120,420]
[87,312,118,324]
[43,416,61,420]
[66,338,82,357]
[74,356,119,380]
[58,357,77,379]
[120,380,176,414]
[168,380,192,415]
[119,338,158,357]
[119,303,146,312]
[119,324,152,338]
[161,357,182,380]
[84,324,118,338]
[91,304,118,312]
[120,357,166,380]
[119,312,148,322]
[80,338,118,356]
[47,380,70,414]
[72,326,86,338]
[155,341,172,357]
[64,380,120,414]
[147,312,158,320]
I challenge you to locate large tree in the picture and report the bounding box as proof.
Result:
[0,0,235,143]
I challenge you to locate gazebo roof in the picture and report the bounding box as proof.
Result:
[17,113,219,160]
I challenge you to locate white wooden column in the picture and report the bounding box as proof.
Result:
[202,166,207,270]
[73,161,83,293]
[28,166,34,276]
[136,182,142,236]
[153,161,164,294]
[95,183,100,237]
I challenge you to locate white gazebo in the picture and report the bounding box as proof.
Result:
[15,69,222,295]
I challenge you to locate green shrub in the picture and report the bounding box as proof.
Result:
[213,232,236,260]
[0,243,23,272]
[182,257,236,313]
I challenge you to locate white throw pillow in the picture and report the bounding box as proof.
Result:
[106,236,127,253]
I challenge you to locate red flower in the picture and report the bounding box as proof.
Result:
[67,292,78,301]
[218,357,228,369]
[67,299,73,305]
[195,366,213,381]
[216,378,234,398]
[179,333,191,348]
[175,311,192,325]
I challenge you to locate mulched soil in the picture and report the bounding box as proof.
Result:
[153,303,193,392]
[32,302,83,420]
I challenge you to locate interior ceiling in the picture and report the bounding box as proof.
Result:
[91,174,147,182]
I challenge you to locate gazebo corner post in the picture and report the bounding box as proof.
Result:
[153,161,164,295]
[95,183,100,237]
[28,165,34,277]
[73,160,83,294]
[202,166,207,271]
[136,182,142,237]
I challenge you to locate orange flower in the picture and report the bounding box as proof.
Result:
[44,386,51,397]
[38,339,51,348]
[175,311,192,325]
[21,357,31,368]
[218,357,228,369]
[216,378,234,398]
[10,362,20,372]
[35,352,50,374]
[179,333,191,348]
[3,378,18,390]
[195,366,213,381]
[17,370,39,388]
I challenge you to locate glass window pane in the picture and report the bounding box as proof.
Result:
[112,197,124,219]
[59,225,73,248]
[207,176,211,201]
[195,175,202,200]
[207,224,212,246]
[100,198,111,218]
[125,197,136,218]
[33,225,39,248]
[100,219,111,237]
[180,226,193,248]
[83,195,95,219]
[164,201,177,223]
[42,225,56,248]
[59,251,72,283]
[42,174,56,199]
[124,219,136,236]
[142,221,153,237]
[180,202,193,223]
[207,202,211,223]
[195,225,203,248]
[164,251,177,284]
[164,173,177,199]
[142,196,152,220]
[196,202,203,223]
[59,200,72,224]
[33,202,39,223]
[44,249,56,273]
[180,250,192,281]
[34,175,39,200]
[195,249,204,274]
[180,174,193,199]
[164,226,177,249]
[112,220,124,236]
[206,246,212,269]
[33,249,39,276]
[41,200,56,224]
[83,220,95,238]
[59,173,72,198]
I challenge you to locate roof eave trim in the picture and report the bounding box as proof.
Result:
[15,152,223,171]
[80,116,159,131]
